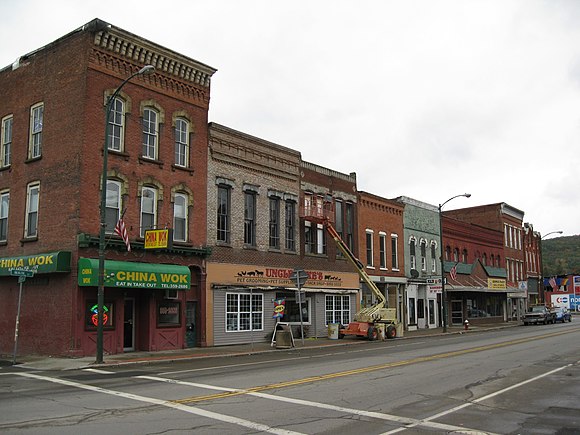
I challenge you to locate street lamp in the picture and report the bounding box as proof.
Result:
[96,65,154,364]
[541,231,563,240]
[439,193,471,333]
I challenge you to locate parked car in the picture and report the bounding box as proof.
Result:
[553,307,572,323]
[522,305,556,325]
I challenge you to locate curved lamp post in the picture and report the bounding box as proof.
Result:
[541,230,563,240]
[539,230,563,305]
[96,65,155,364]
[439,193,471,333]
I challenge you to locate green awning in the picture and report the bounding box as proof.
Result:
[78,258,190,290]
[0,251,71,276]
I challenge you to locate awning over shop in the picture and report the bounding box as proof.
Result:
[211,285,359,295]
[78,258,190,290]
[0,251,71,276]
[447,286,508,293]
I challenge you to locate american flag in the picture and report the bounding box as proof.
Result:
[114,218,131,252]
[450,264,457,281]
[549,277,558,291]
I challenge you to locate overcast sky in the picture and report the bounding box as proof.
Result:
[2,0,579,237]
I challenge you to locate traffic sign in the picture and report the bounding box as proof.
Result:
[9,269,34,277]
[290,268,309,288]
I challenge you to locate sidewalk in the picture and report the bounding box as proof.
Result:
[1,322,520,371]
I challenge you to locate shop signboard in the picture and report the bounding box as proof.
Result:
[488,278,507,290]
[144,229,172,249]
[0,251,71,275]
[78,258,190,289]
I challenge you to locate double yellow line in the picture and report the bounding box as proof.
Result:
[174,327,579,404]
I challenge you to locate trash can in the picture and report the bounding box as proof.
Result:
[275,324,294,348]
[328,323,340,340]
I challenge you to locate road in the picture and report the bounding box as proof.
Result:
[1,322,579,434]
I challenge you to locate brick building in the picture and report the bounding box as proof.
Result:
[441,215,511,325]
[205,126,360,345]
[523,223,543,305]
[0,19,215,357]
[357,191,405,325]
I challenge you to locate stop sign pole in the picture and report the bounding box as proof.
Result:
[290,269,308,346]
[10,268,35,365]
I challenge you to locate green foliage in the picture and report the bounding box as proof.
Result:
[542,235,580,276]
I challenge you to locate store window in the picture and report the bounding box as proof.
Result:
[158,300,181,326]
[325,295,350,325]
[276,293,311,324]
[226,293,263,332]
[85,301,115,329]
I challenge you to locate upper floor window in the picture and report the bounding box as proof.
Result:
[345,202,354,252]
[431,242,437,273]
[379,232,387,269]
[173,193,188,242]
[482,253,488,266]
[420,239,427,271]
[244,190,257,246]
[366,230,374,267]
[269,196,280,249]
[107,97,125,151]
[453,248,459,262]
[142,108,159,160]
[174,118,190,167]
[285,200,296,252]
[409,237,417,270]
[335,199,344,239]
[25,182,40,238]
[29,103,43,159]
[1,115,12,167]
[0,190,9,241]
[140,187,157,237]
[462,249,468,263]
[391,234,399,269]
[217,184,231,243]
[105,180,122,234]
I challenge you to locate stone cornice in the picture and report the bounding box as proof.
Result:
[91,20,216,89]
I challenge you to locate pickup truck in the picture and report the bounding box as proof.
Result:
[523,305,556,325]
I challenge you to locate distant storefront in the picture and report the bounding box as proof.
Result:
[206,262,360,346]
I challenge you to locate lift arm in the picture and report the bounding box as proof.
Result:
[325,221,388,322]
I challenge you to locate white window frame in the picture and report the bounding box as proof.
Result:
[1,115,12,167]
[379,232,387,270]
[431,241,437,273]
[366,229,374,268]
[173,192,188,242]
[226,292,264,332]
[409,236,417,270]
[174,118,189,167]
[25,182,40,238]
[391,234,399,270]
[325,295,351,326]
[0,190,9,242]
[142,107,159,160]
[105,180,122,234]
[29,103,43,159]
[107,97,125,152]
[140,186,158,237]
[420,238,427,271]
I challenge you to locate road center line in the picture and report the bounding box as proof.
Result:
[14,372,304,435]
[138,375,493,434]
[380,363,574,434]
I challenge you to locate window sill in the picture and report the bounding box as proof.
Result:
[25,156,42,164]
[20,236,38,243]
[0,165,11,172]
[138,156,164,168]
[243,244,258,250]
[107,149,131,161]
[171,164,194,175]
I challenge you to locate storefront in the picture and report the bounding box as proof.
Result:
[206,262,360,346]
[77,258,194,355]
[0,251,72,356]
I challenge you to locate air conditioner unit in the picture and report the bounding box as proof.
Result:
[165,289,178,299]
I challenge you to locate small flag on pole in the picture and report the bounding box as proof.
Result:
[450,264,457,281]
[114,217,131,252]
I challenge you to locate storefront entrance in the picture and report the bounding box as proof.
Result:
[186,301,196,348]
[123,298,135,351]
[451,300,463,325]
